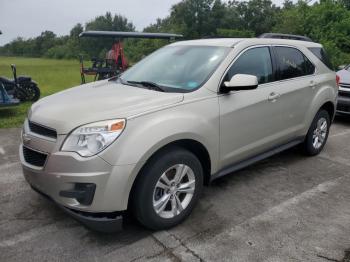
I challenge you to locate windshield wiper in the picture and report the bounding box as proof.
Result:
[126,80,165,92]
[108,75,123,82]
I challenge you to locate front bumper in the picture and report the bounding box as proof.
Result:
[31,185,123,232]
[20,142,139,231]
[20,143,137,212]
[19,118,143,232]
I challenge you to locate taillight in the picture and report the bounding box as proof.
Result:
[336,74,340,87]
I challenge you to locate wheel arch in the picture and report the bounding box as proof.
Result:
[302,82,336,136]
[127,139,212,209]
[319,101,335,121]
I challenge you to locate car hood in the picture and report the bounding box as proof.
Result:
[29,80,184,134]
[337,69,350,84]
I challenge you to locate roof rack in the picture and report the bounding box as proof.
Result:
[201,35,241,39]
[79,31,183,40]
[259,33,313,42]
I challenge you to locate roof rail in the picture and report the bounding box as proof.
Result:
[259,33,313,42]
[201,35,241,39]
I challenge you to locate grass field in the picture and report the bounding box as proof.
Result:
[0,57,92,128]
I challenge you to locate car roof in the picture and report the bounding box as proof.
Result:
[171,38,322,48]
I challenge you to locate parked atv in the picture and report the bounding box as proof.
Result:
[0,64,40,102]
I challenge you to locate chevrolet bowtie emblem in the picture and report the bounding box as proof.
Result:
[22,133,31,143]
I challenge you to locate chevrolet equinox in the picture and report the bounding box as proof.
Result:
[20,37,337,232]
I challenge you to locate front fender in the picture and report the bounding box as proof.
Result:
[97,98,220,210]
[99,96,220,172]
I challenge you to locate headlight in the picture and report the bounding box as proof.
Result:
[61,119,126,157]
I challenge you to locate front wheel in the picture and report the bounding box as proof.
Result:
[132,147,203,230]
[302,109,330,156]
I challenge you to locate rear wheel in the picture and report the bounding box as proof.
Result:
[302,110,330,156]
[132,147,203,230]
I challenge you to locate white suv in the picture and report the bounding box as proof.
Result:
[20,35,337,232]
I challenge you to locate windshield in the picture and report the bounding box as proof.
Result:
[120,45,230,92]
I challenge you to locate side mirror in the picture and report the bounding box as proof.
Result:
[221,74,258,93]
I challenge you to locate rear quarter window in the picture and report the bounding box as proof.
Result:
[308,47,334,71]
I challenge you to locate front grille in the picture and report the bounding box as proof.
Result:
[23,146,48,167]
[29,121,57,139]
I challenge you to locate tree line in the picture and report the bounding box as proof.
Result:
[1,0,350,66]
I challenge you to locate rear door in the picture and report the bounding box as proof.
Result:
[271,46,316,136]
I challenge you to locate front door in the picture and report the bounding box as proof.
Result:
[219,46,288,168]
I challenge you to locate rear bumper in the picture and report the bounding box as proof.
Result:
[30,185,123,232]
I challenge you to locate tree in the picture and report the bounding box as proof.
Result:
[273,1,309,35]
[236,0,280,36]
[70,23,83,38]
[81,12,135,58]
[274,0,350,66]
[170,0,227,38]
[1,0,350,66]
[283,0,295,9]
[35,31,57,56]
[340,0,350,9]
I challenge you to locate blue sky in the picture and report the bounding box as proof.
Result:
[0,0,285,46]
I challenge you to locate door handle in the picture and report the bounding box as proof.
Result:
[268,92,281,102]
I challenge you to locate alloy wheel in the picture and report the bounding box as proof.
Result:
[312,117,328,149]
[152,164,195,219]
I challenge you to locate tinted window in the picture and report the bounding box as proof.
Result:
[225,47,273,84]
[274,47,315,80]
[304,56,315,75]
[308,47,334,70]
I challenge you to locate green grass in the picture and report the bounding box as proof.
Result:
[0,56,93,128]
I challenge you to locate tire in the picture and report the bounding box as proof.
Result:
[302,109,330,156]
[132,147,203,230]
[15,82,40,102]
[14,86,27,102]
[24,82,40,102]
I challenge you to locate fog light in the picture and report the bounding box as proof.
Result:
[59,183,96,205]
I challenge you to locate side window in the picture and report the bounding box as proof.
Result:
[274,47,315,80]
[304,56,315,75]
[308,47,334,70]
[225,47,273,84]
